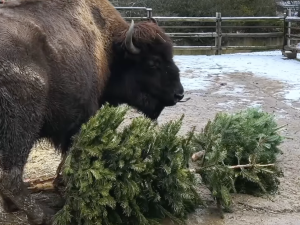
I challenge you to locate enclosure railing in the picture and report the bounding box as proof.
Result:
[115,8,299,57]
[284,9,300,56]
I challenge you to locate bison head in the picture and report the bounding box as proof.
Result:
[103,20,184,120]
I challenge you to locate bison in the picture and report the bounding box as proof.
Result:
[0,0,184,224]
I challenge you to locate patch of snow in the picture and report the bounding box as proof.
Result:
[283,89,300,101]
[175,50,300,102]
[213,85,247,97]
[180,77,211,91]
[240,98,251,102]
[217,100,237,109]
[248,101,263,108]
[274,108,290,119]
[217,99,263,110]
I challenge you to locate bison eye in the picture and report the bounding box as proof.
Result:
[148,60,155,68]
[148,58,160,68]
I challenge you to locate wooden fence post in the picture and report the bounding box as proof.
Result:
[215,12,222,55]
[282,11,287,54]
[287,9,297,59]
[287,9,291,47]
[282,9,297,59]
[146,8,152,19]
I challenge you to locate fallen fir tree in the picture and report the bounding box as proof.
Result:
[190,107,285,217]
[24,106,285,223]
[53,104,202,225]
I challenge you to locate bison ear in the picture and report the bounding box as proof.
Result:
[125,20,141,55]
[148,17,158,24]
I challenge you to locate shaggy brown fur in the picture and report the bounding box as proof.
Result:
[0,0,184,224]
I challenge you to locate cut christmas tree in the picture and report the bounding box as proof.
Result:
[25,105,285,223]
[53,104,202,225]
[191,107,285,217]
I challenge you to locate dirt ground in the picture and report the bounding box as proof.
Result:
[1,71,300,224]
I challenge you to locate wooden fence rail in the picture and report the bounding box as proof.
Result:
[116,7,300,58]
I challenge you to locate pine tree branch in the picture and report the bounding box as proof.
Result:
[179,97,191,102]
[190,163,275,173]
[24,176,57,193]
[228,164,275,169]
[191,150,205,162]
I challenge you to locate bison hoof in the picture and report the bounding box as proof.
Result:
[3,202,20,213]
[28,217,53,225]
[28,204,56,225]
[1,197,20,213]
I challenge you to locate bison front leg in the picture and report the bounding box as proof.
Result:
[53,153,67,193]
[55,153,67,178]
[0,76,55,224]
[0,150,56,225]
[0,148,56,224]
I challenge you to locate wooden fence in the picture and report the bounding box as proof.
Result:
[116,7,300,58]
[283,9,300,58]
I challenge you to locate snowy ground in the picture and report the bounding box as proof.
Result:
[175,50,300,109]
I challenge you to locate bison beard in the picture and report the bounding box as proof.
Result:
[0,0,184,224]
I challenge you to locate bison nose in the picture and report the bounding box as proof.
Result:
[174,93,184,101]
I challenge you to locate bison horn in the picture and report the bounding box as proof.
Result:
[125,20,141,54]
[148,18,158,24]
